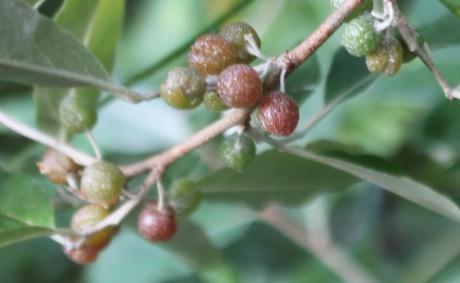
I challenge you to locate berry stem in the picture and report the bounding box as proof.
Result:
[85,131,102,160]
[156,180,167,212]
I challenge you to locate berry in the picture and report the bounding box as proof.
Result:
[37,148,80,184]
[81,161,125,206]
[160,67,206,109]
[169,179,202,216]
[217,64,263,108]
[188,34,237,75]
[219,22,261,64]
[203,91,228,112]
[59,94,97,133]
[137,202,177,242]
[64,245,99,265]
[331,0,372,21]
[71,205,113,249]
[342,14,381,57]
[366,35,403,76]
[257,91,299,137]
[220,134,256,172]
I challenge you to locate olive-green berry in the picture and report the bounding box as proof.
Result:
[220,134,256,172]
[81,161,125,206]
[219,22,261,64]
[203,91,228,112]
[331,0,372,21]
[342,14,381,57]
[169,179,202,216]
[160,67,206,109]
[366,35,403,76]
[59,94,97,133]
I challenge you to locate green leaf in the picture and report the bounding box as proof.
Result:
[286,55,321,103]
[0,169,54,247]
[324,49,378,103]
[440,0,460,18]
[34,0,125,133]
[196,150,357,208]
[423,13,460,49]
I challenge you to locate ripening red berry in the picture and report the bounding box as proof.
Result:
[137,202,177,242]
[257,91,299,136]
[64,245,99,265]
[217,64,263,108]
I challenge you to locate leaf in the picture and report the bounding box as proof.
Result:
[324,49,378,103]
[423,12,460,50]
[0,169,54,247]
[196,150,358,208]
[34,0,125,133]
[440,0,460,18]
[286,55,321,103]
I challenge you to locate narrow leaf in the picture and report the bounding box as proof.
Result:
[440,0,460,18]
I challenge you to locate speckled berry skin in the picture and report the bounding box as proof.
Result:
[219,22,261,64]
[81,161,125,206]
[331,0,372,21]
[160,67,206,109]
[188,34,237,75]
[137,202,177,242]
[64,245,99,265]
[59,94,97,133]
[217,64,263,108]
[71,205,113,249]
[37,149,80,184]
[342,14,381,57]
[366,35,403,76]
[257,91,299,137]
[220,134,256,172]
[169,179,202,216]
[203,91,228,112]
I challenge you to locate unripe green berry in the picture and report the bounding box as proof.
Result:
[59,94,97,133]
[331,0,372,21]
[37,148,80,184]
[219,22,261,64]
[366,35,403,76]
[217,64,263,108]
[81,161,125,206]
[137,202,177,242]
[257,91,299,137]
[203,91,228,112]
[169,179,202,216]
[188,34,237,75]
[71,204,113,249]
[160,67,206,109]
[220,134,256,172]
[342,14,381,57]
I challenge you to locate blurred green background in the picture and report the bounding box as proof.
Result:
[1,0,460,282]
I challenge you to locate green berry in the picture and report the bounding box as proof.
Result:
[160,67,206,109]
[188,34,237,75]
[220,134,256,172]
[331,0,372,21]
[169,179,202,216]
[203,91,228,112]
[342,14,381,57]
[366,35,403,76]
[81,161,125,206]
[219,22,261,64]
[59,94,97,133]
[71,204,113,249]
[37,148,80,184]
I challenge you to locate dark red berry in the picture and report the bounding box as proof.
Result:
[137,202,176,242]
[217,64,263,108]
[64,245,99,265]
[257,91,299,136]
[188,34,237,75]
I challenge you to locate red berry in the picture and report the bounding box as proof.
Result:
[257,91,299,136]
[64,245,99,265]
[137,202,176,242]
[217,64,263,108]
[188,34,237,75]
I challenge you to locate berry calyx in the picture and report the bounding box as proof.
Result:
[342,14,381,57]
[188,34,237,75]
[366,35,403,76]
[71,204,113,249]
[330,0,372,21]
[59,94,97,133]
[64,245,99,265]
[37,148,80,185]
[219,22,261,64]
[137,202,177,242]
[80,161,125,206]
[217,64,263,108]
[160,67,206,109]
[203,91,228,112]
[220,133,256,172]
[257,91,299,137]
[169,179,202,216]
